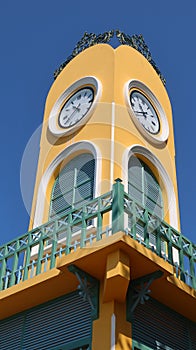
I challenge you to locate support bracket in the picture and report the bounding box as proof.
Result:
[127,270,163,322]
[68,264,99,320]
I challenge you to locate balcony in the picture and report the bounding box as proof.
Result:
[0,179,195,292]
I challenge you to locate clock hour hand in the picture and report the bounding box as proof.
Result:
[134,110,148,119]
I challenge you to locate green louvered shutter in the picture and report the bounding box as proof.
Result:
[128,157,163,248]
[128,156,163,218]
[0,291,92,350]
[132,297,196,350]
[50,154,95,219]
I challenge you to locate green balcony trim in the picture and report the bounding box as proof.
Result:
[112,178,124,233]
[0,182,195,292]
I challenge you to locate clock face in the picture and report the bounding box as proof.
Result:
[130,91,160,134]
[58,87,94,128]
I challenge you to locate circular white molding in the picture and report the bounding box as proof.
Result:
[124,80,169,145]
[48,76,102,136]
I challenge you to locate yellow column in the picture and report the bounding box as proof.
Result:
[92,249,132,349]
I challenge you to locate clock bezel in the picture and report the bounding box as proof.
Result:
[48,76,102,136]
[130,90,160,135]
[125,80,169,144]
[58,86,95,129]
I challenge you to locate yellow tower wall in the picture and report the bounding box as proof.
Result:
[29,43,180,232]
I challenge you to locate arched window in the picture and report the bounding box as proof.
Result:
[49,153,95,219]
[128,156,164,249]
[128,156,163,218]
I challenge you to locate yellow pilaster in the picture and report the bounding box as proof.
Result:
[92,283,132,350]
[103,249,130,302]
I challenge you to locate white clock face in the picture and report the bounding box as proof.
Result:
[58,87,94,128]
[130,91,160,134]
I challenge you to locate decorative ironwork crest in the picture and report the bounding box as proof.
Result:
[54,30,165,85]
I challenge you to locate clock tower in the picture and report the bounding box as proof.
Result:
[0,31,195,350]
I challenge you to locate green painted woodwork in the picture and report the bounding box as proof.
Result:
[49,154,95,220]
[112,178,124,233]
[0,291,92,350]
[49,339,91,350]
[128,157,163,220]
[126,270,163,322]
[0,182,195,291]
[131,297,195,350]
[68,264,99,321]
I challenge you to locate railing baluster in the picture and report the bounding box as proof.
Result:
[143,210,149,248]
[65,213,72,255]
[50,221,58,269]
[167,227,173,264]
[36,231,44,275]
[96,198,102,241]
[30,260,36,278]
[178,235,185,283]
[9,240,20,287]
[189,243,196,289]
[131,201,137,240]
[4,270,11,289]
[112,179,124,234]
[44,254,49,272]
[0,246,8,290]
[80,206,87,248]
[16,266,23,284]
[23,233,31,281]
[0,188,195,292]
[156,225,162,257]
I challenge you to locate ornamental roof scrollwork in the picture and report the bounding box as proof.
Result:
[54,29,165,85]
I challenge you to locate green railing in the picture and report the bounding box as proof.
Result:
[0,180,195,291]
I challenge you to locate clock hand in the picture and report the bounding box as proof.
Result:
[63,107,78,122]
[135,111,147,114]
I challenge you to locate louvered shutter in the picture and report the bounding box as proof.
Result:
[0,313,24,349]
[128,157,163,218]
[132,297,196,350]
[128,157,163,249]
[0,292,92,350]
[50,154,95,219]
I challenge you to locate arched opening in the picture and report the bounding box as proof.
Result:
[128,155,163,219]
[128,154,165,251]
[123,145,179,230]
[32,141,101,228]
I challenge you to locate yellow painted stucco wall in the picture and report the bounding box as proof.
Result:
[29,43,180,231]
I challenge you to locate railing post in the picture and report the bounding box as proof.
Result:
[80,205,87,248]
[96,197,102,241]
[189,243,196,289]
[112,179,124,234]
[50,220,58,269]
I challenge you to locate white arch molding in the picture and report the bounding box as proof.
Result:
[33,141,102,228]
[122,145,178,230]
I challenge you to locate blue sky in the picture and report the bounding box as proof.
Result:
[0,1,195,245]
